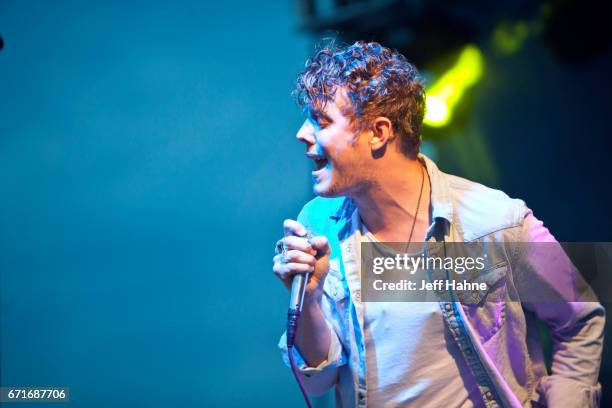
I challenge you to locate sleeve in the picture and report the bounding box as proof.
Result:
[277,316,346,396]
[276,200,348,396]
[512,209,605,408]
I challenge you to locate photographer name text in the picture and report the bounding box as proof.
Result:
[372,279,487,291]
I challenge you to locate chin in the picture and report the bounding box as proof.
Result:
[313,185,330,197]
[314,190,340,198]
[313,181,344,198]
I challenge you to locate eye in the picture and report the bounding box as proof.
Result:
[317,118,330,128]
[307,109,332,130]
[315,114,332,128]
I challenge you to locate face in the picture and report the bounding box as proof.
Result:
[296,91,372,197]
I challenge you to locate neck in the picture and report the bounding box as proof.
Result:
[353,156,432,242]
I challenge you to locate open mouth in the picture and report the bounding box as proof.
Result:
[307,153,329,171]
[313,157,328,171]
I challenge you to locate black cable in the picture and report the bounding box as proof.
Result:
[287,309,314,408]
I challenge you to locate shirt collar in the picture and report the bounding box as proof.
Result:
[418,153,453,224]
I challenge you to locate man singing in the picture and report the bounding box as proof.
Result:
[273,40,604,407]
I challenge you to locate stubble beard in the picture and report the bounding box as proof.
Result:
[317,160,369,198]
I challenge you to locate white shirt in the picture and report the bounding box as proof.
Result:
[362,224,483,407]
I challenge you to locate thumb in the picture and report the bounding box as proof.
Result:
[309,235,330,257]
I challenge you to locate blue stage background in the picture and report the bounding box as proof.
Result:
[0,1,315,406]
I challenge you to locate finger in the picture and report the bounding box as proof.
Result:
[283,219,308,238]
[273,263,291,286]
[283,235,315,254]
[283,250,316,266]
[272,262,285,279]
[310,235,331,256]
[274,262,314,280]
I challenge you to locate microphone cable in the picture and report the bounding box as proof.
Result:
[287,309,313,408]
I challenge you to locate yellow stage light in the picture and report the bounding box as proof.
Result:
[424,45,484,128]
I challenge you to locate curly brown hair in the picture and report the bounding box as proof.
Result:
[294,40,425,158]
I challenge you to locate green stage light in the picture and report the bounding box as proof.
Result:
[492,21,530,55]
[424,45,484,128]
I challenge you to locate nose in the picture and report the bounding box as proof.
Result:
[296,119,315,146]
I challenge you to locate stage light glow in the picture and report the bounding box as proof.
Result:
[492,21,529,55]
[424,96,448,126]
[424,45,484,128]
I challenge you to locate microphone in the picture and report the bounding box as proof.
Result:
[286,230,313,348]
[289,273,309,313]
[285,230,315,408]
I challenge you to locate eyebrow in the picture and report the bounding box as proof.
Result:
[308,108,332,123]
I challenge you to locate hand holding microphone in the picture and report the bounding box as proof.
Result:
[273,219,332,407]
[272,219,331,304]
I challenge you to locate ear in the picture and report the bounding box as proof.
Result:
[368,117,393,151]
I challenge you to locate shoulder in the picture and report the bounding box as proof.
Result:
[444,172,530,241]
[296,196,347,231]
